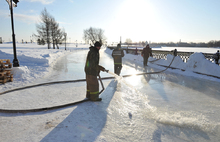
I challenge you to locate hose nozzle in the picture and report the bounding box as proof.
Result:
[104,69,109,73]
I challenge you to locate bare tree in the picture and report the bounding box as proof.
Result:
[83,27,106,45]
[35,8,65,49]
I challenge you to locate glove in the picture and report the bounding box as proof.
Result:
[99,65,105,72]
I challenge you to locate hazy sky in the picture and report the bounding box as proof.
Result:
[0,0,220,44]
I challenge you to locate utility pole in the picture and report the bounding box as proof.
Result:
[6,0,20,67]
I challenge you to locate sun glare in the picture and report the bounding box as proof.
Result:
[107,0,161,43]
[124,67,141,86]
[127,74,140,86]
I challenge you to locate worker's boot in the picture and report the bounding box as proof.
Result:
[90,93,102,101]
[86,91,90,99]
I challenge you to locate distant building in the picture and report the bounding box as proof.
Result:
[0,37,2,44]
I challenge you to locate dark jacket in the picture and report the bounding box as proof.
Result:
[84,46,100,76]
[141,47,152,58]
[214,51,219,64]
[112,48,124,64]
[214,52,219,60]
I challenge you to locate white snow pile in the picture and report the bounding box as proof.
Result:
[105,47,220,80]
[0,43,72,90]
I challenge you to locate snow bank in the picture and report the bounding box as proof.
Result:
[0,43,72,90]
[105,48,220,81]
[186,53,220,76]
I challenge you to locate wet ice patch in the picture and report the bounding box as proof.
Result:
[106,73,157,120]
[107,71,220,135]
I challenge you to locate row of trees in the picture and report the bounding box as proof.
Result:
[35,8,66,49]
[149,41,220,47]
[121,39,220,48]
[35,9,107,49]
[207,40,220,47]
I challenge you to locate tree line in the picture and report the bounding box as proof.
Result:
[120,39,220,48]
[149,41,220,47]
[35,8,66,49]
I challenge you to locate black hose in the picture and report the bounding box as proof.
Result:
[149,58,160,63]
[0,99,90,113]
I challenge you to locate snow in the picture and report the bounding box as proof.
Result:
[0,43,88,91]
[0,43,220,141]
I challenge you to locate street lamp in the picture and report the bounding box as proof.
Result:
[6,0,19,67]
[64,33,67,50]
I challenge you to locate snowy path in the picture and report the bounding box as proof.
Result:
[1,49,220,142]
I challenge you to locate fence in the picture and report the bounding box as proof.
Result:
[107,46,216,63]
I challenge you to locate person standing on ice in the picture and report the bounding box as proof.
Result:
[214,50,219,65]
[84,41,106,101]
[112,43,124,75]
[141,44,152,66]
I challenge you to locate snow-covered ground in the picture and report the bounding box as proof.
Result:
[0,43,88,91]
[0,43,220,142]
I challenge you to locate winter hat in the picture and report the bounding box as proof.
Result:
[117,44,121,48]
[94,41,101,47]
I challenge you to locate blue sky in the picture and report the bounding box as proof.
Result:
[0,0,220,44]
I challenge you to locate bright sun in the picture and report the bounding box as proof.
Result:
[107,0,161,43]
